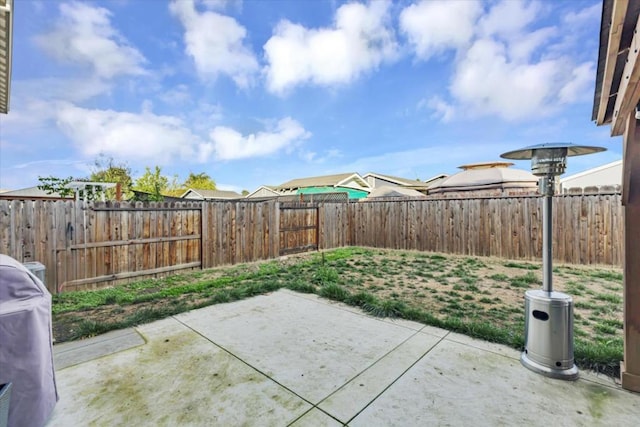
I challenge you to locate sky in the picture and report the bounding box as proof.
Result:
[0,0,623,193]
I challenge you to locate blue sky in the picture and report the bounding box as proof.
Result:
[0,0,622,193]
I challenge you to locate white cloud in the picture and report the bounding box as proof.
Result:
[509,27,557,62]
[13,77,112,103]
[301,148,342,164]
[34,1,146,79]
[55,104,208,164]
[562,3,601,26]
[210,117,311,160]
[478,0,539,38]
[169,0,258,88]
[185,101,224,134]
[399,0,482,60]
[402,0,594,122]
[263,1,397,94]
[12,158,88,170]
[559,62,595,104]
[451,39,562,120]
[158,84,192,105]
[424,96,455,122]
[200,0,241,11]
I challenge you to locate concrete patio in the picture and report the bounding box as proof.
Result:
[48,289,640,426]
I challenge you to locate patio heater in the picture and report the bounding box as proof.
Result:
[500,142,605,380]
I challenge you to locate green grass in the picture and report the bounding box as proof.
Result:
[52,247,624,378]
[508,272,540,288]
[596,293,623,304]
[565,281,587,295]
[503,261,540,270]
[589,270,623,281]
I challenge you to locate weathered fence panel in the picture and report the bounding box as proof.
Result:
[202,200,279,267]
[279,203,319,255]
[314,194,623,267]
[318,202,350,249]
[0,194,623,293]
[55,201,203,292]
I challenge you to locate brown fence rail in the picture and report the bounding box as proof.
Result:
[0,193,623,293]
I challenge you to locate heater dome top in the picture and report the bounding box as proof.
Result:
[500,142,606,160]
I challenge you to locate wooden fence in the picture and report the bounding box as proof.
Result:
[0,200,280,293]
[324,194,624,266]
[0,193,623,293]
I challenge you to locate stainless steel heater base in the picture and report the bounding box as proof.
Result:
[521,289,579,381]
[521,352,579,380]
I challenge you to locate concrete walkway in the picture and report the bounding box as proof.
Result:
[48,290,640,426]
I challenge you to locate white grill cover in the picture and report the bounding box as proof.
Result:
[0,255,58,427]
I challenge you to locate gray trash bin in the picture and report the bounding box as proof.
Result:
[23,262,46,286]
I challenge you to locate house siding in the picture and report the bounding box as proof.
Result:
[560,162,622,191]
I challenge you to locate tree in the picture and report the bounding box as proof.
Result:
[183,172,216,190]
[90,155,134,200]
[37,176,107,201]
[241,189,250,196]
[134,166,170,201]
[37,176,76,198]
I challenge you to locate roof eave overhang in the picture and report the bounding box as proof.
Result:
[363,173,412,186]
[0,0,14,114]
[593,0,640,135]
[336,173,371,190]
[180,189,203,198]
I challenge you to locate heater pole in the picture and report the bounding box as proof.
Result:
[542,176,553,293]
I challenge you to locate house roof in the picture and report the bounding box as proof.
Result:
[0,186,69,199]
[423,174,449,188]
[366,186,427,199]
[245,185,280,198]
[181,189,242,200]
[429,163,537,193]
[277,172,370,190]
[457,161,514,170]
[0,0,13,114]
[363,172,448,190]
[363,172,422,187]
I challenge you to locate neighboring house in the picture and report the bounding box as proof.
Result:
[428,161,538,198]
[275,172,371,200]
[363,172,448,194]
[181,189,242,200]
[0,182,119,201]
[245,185,280,199]
[131,190,183,202]
[560,160,622,193]
[0,186,72,201]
